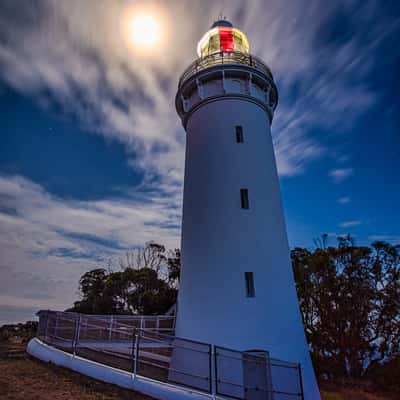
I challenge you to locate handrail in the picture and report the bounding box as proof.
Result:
[178,51,274,87]
[36,310,304,399]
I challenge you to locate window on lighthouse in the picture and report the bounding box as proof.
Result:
[240,188,249,209]
[235,126,244,143]
[245,272,255,297]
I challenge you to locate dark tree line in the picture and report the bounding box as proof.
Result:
[292,236,400,389]
[68,237,399,389]
[68,242,180,315]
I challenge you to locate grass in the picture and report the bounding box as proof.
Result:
[320,383,398,400]
[0,340,153,400]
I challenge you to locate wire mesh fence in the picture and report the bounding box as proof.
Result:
[214,346,303,400]
[36,310,304,399]
[269,358,304,400]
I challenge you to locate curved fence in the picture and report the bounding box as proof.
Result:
[36,310,304,400]
[178,51,274,87]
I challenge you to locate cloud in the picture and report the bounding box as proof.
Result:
[329,168,353,183]
[0,174,181,312]
[0,0,385,180]
[338,220,362,228]
[337,196,351,204]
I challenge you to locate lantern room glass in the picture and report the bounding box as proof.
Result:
[197,27,250,58]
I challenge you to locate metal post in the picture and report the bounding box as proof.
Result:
[298,363,305,400]
[156,316,159,332]
[55,313,59,339]
[108,316,114,341]
[210,344,217,398]
[132,331,140,379]
[73,315,81,356]
[36,313,41,338]
[44,312,50,342]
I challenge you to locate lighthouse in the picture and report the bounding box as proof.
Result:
[174,20,320,399]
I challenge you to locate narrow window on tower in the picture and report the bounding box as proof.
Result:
[240,188,249,209]
[235,125,244,143]
[245,272,255,297]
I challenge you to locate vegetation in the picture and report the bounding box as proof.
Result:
[0,321,38,342]
[65,237,399,392]
[67,242,180,315]
[292,235,399,392]
[0,344,152,399]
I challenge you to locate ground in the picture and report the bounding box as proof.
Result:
[0,340,397,400]
[320,387,396,400]
[0,340,152,400]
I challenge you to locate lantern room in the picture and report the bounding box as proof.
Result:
[197,20,250,58]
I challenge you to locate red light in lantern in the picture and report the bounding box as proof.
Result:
[219,28,234,52]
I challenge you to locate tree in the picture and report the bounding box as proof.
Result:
[119,241,180,284]
[122,267,176,314]
[68,242,180,315]
[69,268,116,314]
[292,237,400,382]
[166,248,181,287]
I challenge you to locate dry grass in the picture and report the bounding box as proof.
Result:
[0,341,153,400]
[320,382,398,400]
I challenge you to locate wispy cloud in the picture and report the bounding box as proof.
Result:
[329,168,353,183]
[339,220,362,228]
[0,174,181,312]
[0,0,384,180]
[337,196,351,204]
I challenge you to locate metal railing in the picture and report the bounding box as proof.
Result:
[179,51,274,87]
[215,346,304,400]
[36,311,303,399]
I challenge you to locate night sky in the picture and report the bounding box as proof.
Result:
[0,0,399,324]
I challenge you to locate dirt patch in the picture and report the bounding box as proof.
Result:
[0,341,153,400]
[320,382,398,400]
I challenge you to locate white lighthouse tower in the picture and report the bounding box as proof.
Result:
[175,20,320,400]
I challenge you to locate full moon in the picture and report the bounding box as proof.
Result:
[127,13,161,48]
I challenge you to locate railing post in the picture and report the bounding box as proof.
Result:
[73,315,81,356]
[36,314,41,338]
[132,330,140,379]
[298,363,305,400]
[210,344,217,398]
[156,316,159,332]
[108,316,114,341]
[44,312,50,341]
[54,313,59,339]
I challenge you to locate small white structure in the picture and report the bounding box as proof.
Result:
[175,20,321,400]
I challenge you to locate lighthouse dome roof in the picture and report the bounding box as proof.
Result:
[211,19,233,28]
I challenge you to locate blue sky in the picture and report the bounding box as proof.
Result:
[0,0,399,324]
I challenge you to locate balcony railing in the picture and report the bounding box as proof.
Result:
[35,310,304,400]
[179,51,274,87]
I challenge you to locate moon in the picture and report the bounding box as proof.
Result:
[121,6,164,55]
[128,13,161,48]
